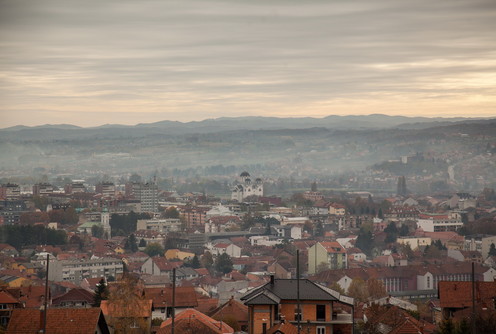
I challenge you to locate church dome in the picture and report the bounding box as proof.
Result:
[240,171,250,177]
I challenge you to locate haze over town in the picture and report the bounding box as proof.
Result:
[1,1,496,334]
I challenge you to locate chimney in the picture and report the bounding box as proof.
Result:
[39,305,45,333]
[270,275,275,285]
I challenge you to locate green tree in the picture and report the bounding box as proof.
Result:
[139,238,146,247]
[124,234,138,253]
[399,224,409,236]
[201,251,214,270]
[347,278,369,304]
[91,224,104,238]
[356,229,373,256]
[215,253,233,275]
[163,206,180,219]
[144,243,164,257]
[93,278,109,307]
[434,319,455,334]
[190,255,201,269]
[489,243,496,256]
[63,207,79,225]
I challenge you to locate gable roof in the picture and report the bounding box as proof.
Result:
[100,299,153,318]
[157,308,234,334]
[267,321,298,334]
[208,296,248,323]
[6,308,109,334]
[241,278,348,305]
[0,290,20,304]
[52,288,94,306]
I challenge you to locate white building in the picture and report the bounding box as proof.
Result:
[137,218,182,233]
[48,257,123,284]
[416,212,463,232]
[231,172,263,202]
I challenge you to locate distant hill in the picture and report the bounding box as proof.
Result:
[1,114,482,135]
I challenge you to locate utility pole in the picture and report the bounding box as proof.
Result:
[297,249,301,334]
[43,254,49,334]
[172,267,176,334]
[471,261,476,334]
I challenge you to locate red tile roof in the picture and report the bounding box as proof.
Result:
[267,321,298,334]
[439,281,496,309]
[208,297,248,325]
[144,286,198,308]
[157,308,234,334]
[52,288,94,306]
[6,308,107,334]
[0,290,20,304]
[100,299,152,318]
[6,286,46,308]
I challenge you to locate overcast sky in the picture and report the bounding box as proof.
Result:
[1,0,495,127]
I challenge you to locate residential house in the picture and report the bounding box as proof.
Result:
[6,308,110,334]
[140,257,183,278]
[208,296,249,332]
[164,248,195,261]
[52,288,94,308]
[271,225,302,240]
[0,244,19,258]
[241,277,354,334]
[157,308,234,334]
[463,234,496,259]
[145,286,198,320]
[268,260,293,279]
[100,299,153,333]
[439,281,496,321]
[205,215,241,233]
[308,241,347,274]
[0,290,22,328]
[396,236,432,251]
[329,203,346,216]
[210,243,242,258]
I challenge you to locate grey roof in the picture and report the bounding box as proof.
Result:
[241,279,343,303]
[244,290,280,305]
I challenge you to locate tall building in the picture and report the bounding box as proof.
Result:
[96,182,116,198]
[231,172,263,202]
[32,183,54,196]
[0,184,20,200]
[127,182,158,213]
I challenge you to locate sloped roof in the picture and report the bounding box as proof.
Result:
[208,297,248,323]
[144,286,198,308]
[244,290,280,305]
[439,281,496,309]
[0,290,20,304]
[267,321,299,334]
[6,308,108,334]
[157,308,234,334]
[100,299,152,318]
[52,288,94,306]
[241,279,343,304]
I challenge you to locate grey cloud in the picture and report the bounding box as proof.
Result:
[1,0,496,126]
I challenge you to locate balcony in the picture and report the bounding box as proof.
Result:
[288,313,353,325]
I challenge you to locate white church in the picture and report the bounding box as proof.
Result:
[231,171,264,202]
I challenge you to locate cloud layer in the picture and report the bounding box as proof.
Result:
[1,0,495,127]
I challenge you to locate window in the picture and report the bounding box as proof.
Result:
[316,305,326,321]
[317,326,326,334]
[294,306,302,321]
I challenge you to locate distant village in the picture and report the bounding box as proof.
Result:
[1,170,496,334]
